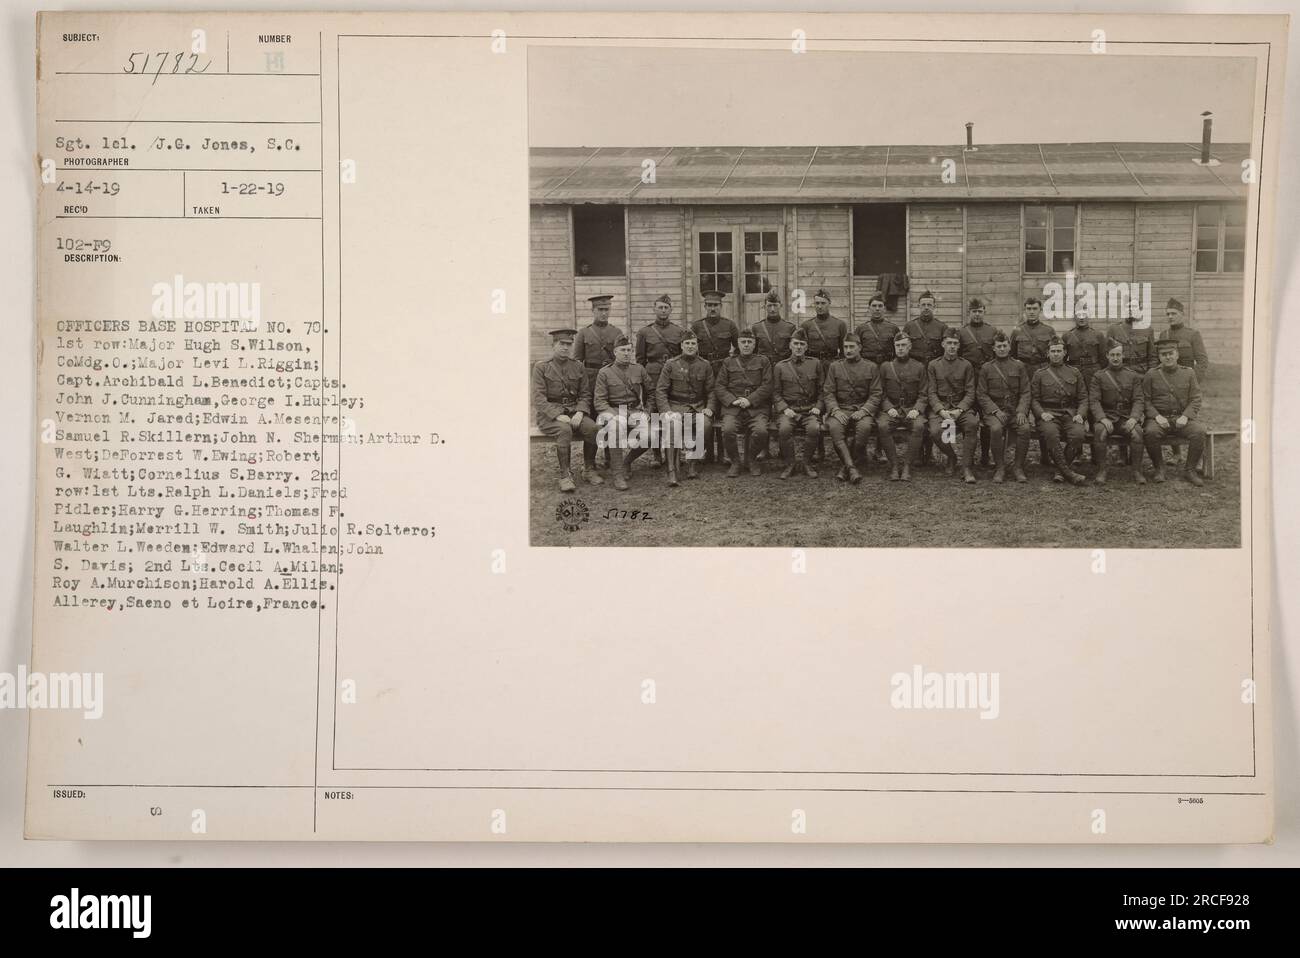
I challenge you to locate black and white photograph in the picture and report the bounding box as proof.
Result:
[528,46,1253,548]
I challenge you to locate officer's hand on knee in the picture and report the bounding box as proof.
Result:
[556,414,571,424]
[1176,415,1188,427]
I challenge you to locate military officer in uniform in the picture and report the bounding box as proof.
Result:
[1009,297,1056,384]
[799,288,847,366]
[655,329,715,486]
[1088,341,1146,485]
[692,288,739,464]
[574,293,622,404]
[902,290,950,367]
[927,330,980,483]
[752,289,795,364]
[976,331,1032,483]
[594,334,655,491]
[956,297,998,466]
[716,327,773,478]
[1161,298,1210,376]
[1106,303,1155,373]
[635,293,685,466]
[531,328,602,492]
[822,332,882,484]
[876,332,929,481]
[772,329,824,479]
[1030,336,1089,485]
[1062,301,1109,388]
[856,293,901,365]
[1142,338,1207,485]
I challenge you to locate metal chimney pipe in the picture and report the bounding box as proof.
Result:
[1200,111,1213,164]
[965,122,974,150]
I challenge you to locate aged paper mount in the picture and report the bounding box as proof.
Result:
[27,12,1282,842]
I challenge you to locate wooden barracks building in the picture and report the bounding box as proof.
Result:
[529,135,1249,367]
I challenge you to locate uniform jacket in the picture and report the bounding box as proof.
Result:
[799,315,847,361]
[902,316,951,364]
[822,358,883,415]
[716,354,773,409]
[1142,364,1203,420]
[752,317,795,364]
[878,357,928,415]
[956,322,997,369]
[926,356,976,413]
[1163,323,1210,372]
[1088,366,1144,422]
[691,317,739,366]
[594,361,654,414]
[656,354,715,412]
[531,357,592,423]
[772,356,824,413]
[855,319,901,364]
[977,357,1031,418]
[1031,363,1088,418]
[635,321,685,371]
[1009,321,1055,369]
[574,322,622,370]
[1062,325,1109,373]
[1105,320,1155,370]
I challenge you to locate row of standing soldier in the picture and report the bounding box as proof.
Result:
[532,287,1210,492]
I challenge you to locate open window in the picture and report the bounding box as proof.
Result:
[572,205,626,276]
[852,204,907,275]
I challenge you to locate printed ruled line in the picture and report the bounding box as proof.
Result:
[55,70,321,77]
[46,784,1269,796]
[55,215,322,220]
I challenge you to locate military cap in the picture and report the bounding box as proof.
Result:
[680,328,698,342]
[1155,337,1180,351]
[701,289,725,303]
[1165,297,1185,312]
[613,334,632,348]
[813,288,831,301]
[1047,335,1066,348]
[843,332,861,346]
[917,289,936,302]
[942,329,961,342]
[893,331,912,343]
[790,329,809,343]
[548,328,578,340]
[654,294,672,306]
[587,294,614,305]
[968,297,985,309]
[992,330,1010,343]
[737,327,756,341]
[765,289,782,304]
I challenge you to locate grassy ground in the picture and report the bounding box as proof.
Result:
[531,367,1242,549]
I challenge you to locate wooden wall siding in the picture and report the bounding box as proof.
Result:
[627,206,686,331]
[851,275,879,327]
[530,206,575,362]
[1191,273,1245,364]
[908,204,964,325]
[573,277,628,335]
[963,203,1021,328]
[794,205,852,320]
[1078,203,1136,290]
[1135,202,1195,324]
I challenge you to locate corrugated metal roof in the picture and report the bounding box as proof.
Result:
[531,143,1250,204]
